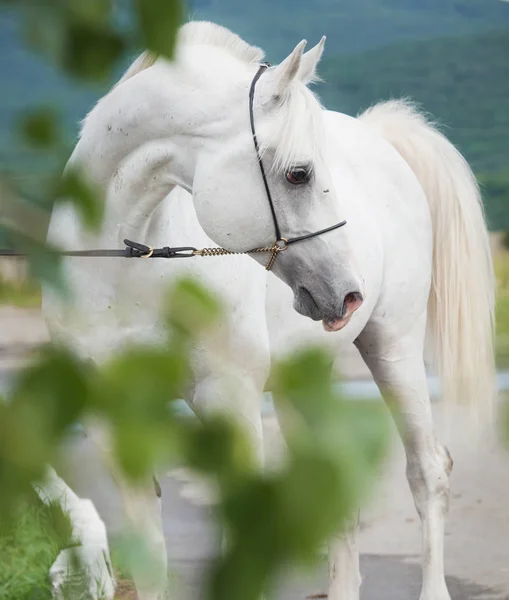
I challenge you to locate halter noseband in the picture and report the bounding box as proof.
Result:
[247,63,346,269]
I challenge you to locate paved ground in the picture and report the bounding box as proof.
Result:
[2,307,509,599]
[57,404,509,600]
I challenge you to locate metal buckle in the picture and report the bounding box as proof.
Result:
[275,238,288,251]
[140,245,154,258]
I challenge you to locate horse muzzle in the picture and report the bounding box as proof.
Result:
[294,286,364,330]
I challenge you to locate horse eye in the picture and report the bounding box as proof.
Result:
[286,167,310,185]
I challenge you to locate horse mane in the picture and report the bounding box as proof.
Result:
[115,21,265,88]
[178,21,265,64]
[111,21,323,174]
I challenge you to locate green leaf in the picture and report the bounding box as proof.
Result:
[97,347,188,480]
[134,0,182,58]
[19,108,61,149]
[21,2,121,82]
[166,277,223,338]
[63,22,125,81]
[66,0,112,27]
[56,167,104,230]
[26,243,66,297]
[185,417,256,485]
[114,422,168,479]
[13,346,93,437]
[275,454,355,560]
[23,4,67,65]
[111,532,166,590]
[98,347,188,418]
[211,479,278,600]
[0,226,67,296]
[270,346,335,419]
[0,347,94,517]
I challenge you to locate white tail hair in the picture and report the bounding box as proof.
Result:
[359,99,496,422]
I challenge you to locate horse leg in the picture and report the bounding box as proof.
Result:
[327,510,362,600]
[34,466,116,600]
[355,317,452,600]
[88,425,168,600]
[190,368,266,471]
[272,354,362,600]
[111,474,167,600]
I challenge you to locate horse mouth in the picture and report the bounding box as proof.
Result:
[322,314,353,332]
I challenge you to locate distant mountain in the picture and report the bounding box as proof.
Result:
[1,1,508,227]
[316,29,509,229]
[318,29,509,175]
[188,0,509,59]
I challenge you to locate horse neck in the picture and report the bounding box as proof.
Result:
[67,51,249,241]
[71,50,246,190]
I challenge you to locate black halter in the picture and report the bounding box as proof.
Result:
[247,63,346,260]
[0,64,347,270]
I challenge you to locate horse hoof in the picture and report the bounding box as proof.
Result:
[50,545,116,600]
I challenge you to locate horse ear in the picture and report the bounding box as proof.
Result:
[270,40,307,99]
[298,36,326,84]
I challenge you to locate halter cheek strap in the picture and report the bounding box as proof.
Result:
[249,63,283,242]
[248,63,346,267]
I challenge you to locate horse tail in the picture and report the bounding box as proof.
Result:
[359,98,496,422]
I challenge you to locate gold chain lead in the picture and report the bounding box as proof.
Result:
[192,240,287,271]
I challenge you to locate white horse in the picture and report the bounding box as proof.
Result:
[39,20,495,600]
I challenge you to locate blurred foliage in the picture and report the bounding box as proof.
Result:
[135,0,182,57]
[19,107,61,150]
[55,165,105,230]
[0,277,391,600]
[0,277,41,307]
[0,1,392,599]
[495,253,509,370]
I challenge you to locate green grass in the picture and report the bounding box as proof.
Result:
[0,492,73,600]
[0,494,138,600]
[0,279,41,308]
[495,253,509,369]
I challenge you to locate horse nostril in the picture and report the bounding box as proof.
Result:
[343,291,364,316]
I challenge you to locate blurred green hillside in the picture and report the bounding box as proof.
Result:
[0,0,508,228]
[317,29,509,230]
[189,0,509,58]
